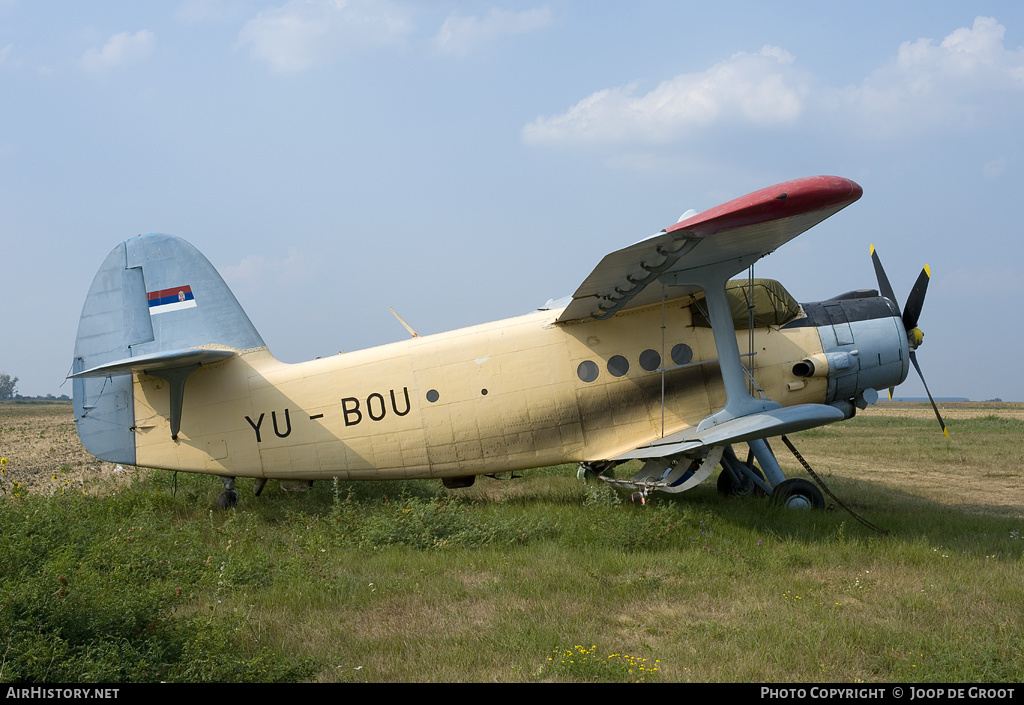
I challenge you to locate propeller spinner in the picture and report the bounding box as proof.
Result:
[870,245,949,438]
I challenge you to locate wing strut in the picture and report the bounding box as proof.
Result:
[662,257,780,430]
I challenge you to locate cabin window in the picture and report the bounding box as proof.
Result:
[607,355,629,377]
[577,360,599,383]
[671,343,693,366]
[639,349,661,371]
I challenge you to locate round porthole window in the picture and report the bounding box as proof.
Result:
[426,389,440,403]
[577,360,599,383]
[607,355,629,377]
[671,343,693,366]
[639,349,661,371]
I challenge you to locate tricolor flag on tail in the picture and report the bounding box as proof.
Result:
[148,285,196,315]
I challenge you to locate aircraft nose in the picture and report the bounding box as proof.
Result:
[791,296,910,407]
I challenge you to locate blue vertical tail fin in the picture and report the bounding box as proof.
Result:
[71,233,265,463]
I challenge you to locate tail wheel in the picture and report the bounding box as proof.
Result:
[217,489,239,510]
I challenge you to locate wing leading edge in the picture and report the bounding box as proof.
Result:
[613,403,846,460]
[556,175,863,324]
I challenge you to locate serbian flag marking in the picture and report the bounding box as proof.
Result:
[148,285,197,315]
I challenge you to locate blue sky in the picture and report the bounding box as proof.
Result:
[3,1,1023,403]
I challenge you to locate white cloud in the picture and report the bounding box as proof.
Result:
[834,17,1024,135]
[525,16,1024,149]
[522,46,807,146]
[220,248,315,294]
[237,0,414,73]
[982,155,1010,180]
[434,7,554,57]
[80,30,156,72]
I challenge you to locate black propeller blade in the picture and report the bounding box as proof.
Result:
[870,244,897,306]
[902,265,930,332]
[869,245,948,438]
[910,351,949,439]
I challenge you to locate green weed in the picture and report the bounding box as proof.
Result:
[3,404,1024,682]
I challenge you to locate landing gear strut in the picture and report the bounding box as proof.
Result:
[716,445,767,497]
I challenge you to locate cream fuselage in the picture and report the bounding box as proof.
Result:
[132,295,827,480]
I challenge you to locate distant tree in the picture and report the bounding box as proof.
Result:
[0,372,19,400]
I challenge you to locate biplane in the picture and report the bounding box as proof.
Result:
[70,175,944,509]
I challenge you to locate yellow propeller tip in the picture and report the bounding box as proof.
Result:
[924,264,931,277]
[870,244,876,254]
[943,428,950,439]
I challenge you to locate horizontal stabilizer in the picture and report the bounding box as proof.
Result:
[70,348,235,379]
[615,403,846,460]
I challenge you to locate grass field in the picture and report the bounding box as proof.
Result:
[1,400,1022,682]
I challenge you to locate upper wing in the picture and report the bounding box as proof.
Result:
[556,175,863,323]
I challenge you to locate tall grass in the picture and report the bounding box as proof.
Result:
[2,415,1023,682]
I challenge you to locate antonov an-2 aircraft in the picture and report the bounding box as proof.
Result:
[71,175,944,509]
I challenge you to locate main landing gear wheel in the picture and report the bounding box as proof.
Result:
[771,478,825,510]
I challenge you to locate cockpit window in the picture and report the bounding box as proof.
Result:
[690,278,801,329]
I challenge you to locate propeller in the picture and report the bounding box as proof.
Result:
[869,245,949,438]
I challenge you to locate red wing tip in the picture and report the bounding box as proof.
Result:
[774,173,862,195]
[669,175,863,233]
[743,175,864,207]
